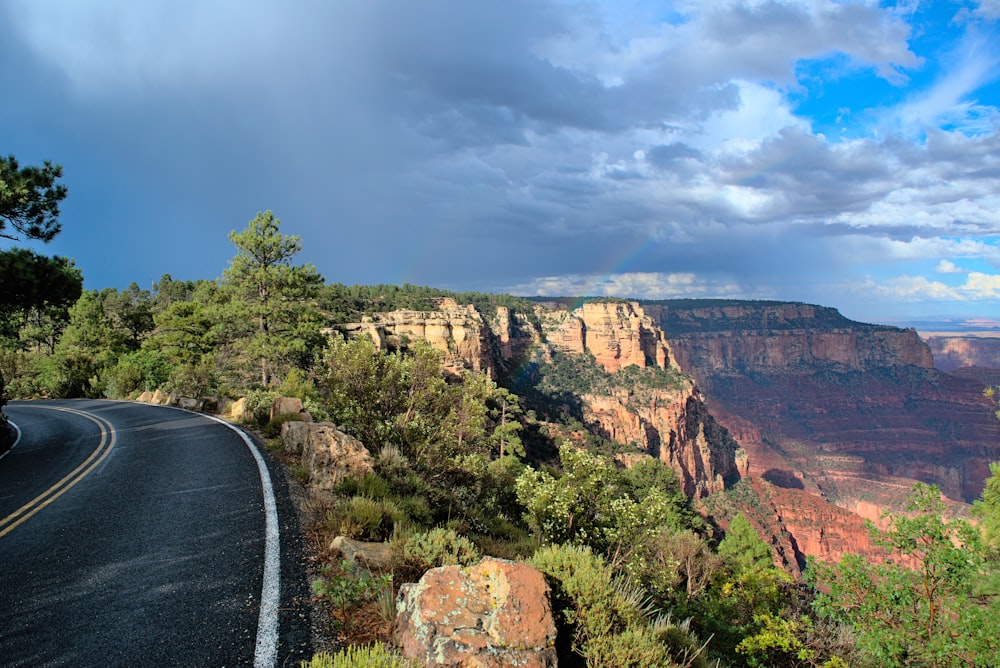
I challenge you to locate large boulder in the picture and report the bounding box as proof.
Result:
[394,557,558,668]
[229,397,250,422]
[150,389,168,405]
[282,421,373,490]
[136,390,154,403]
[178,397,202,411]
[270,396,311,422]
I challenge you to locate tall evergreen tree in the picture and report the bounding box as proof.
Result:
[222,211,323,387]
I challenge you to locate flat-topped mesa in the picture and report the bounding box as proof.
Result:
[643,300,933,377]
[542,301,675,373]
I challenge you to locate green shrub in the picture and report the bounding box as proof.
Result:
[396,528,481,571]
[311,561,392,612]
[242,388,280,426]
[396,495,433,526]
[103,349,173,398]
[529,544,664,664]
[357,472,390,499]
[301,643,417,668]
[652,613,709,668]
[326,496,404,541]
[585,626,673,667]
[163,361,216,397]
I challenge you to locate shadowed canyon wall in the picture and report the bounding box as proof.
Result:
[643,301,1000,512]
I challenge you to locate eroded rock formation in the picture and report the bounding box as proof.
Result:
[645,300,1000,562]
[542,300,674,371]
[339,297,539,378]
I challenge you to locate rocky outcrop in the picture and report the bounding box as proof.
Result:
[339,298,539,378]
[270,396,312,422]
[281,421,374,490]
[339,298,740,500]
[394,557,557,668]
[228,397,250,422]
[583,390,739,497]
[330,536,393,570]
[543,301,674,372]
[644,301,933,375]
[539,302,737,496]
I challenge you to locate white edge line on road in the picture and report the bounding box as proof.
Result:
[154,405,280,668]
[0,419,22,462]
[201,412,280,668]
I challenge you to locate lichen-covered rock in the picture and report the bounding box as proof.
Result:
[394,557,557,668]
[282,421,373,490]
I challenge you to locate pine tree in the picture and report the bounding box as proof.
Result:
[222,211,323,387]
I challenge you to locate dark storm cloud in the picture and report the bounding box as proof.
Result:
[3,1,999,319]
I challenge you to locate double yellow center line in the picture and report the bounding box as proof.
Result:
[0,406,117,538]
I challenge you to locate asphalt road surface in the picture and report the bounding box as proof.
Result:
[0,399,309,667]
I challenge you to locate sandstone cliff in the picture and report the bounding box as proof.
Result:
[541,301,675,372]
[339,298,539,379]
[339,299,740,499]
[644,299,1000,562]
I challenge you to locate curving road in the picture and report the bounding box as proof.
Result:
[0,399,310,667]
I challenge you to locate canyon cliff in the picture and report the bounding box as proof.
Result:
[338,298,1000,568]
[339,299,739,499]
[642,300,1000,558]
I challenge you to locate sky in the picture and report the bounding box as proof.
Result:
[3,1,1000,326]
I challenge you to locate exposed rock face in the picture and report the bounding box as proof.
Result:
[922,334,1000,371]
[338,298,543,379]
[645,300,1000,562]
[228,397,250,422]
[646,301,934,374]
[583,390,739,497]
[540,302,737,496]
[340,298,739,500]
[281,421,374,490]
[543,301,674,372]
[394,557,557,668]
[330,536,393,570]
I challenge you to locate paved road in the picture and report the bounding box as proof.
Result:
[0,399,307,667]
